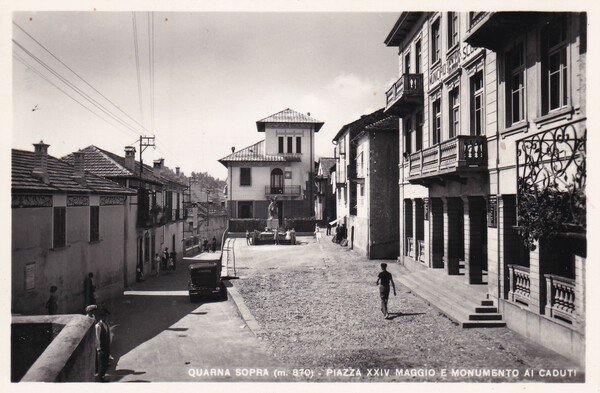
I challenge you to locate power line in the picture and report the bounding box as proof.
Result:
[12,20,153,135]
[13,40,142,139]
[148,11,155,132]
[13,52,141,139]
[132,12,145,129]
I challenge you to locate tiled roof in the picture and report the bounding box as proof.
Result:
[12,149,136,194]
[256,108,324,132]
[317,157,336,178]
[219,140,294,165]
[63,146,164,185]
[332,108,387,142]
[364,116,399,131]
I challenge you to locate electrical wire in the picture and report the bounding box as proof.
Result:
[13,20,153,135]
[13,39,142,138]
[132,12,145,129]
[14,52,141,139]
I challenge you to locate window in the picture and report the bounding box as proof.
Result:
[506,41,526,126]
[238,201,253,218]
[470,71,484,135]
[144,234,150,263]
[53,207,66,248]
[90,206,99,242]
[287,136,293,153]
[415,111,423,151]
[432,98,442,144]
[296,136,302,153]
[431,19,440,63]
[404,51,411,74]
[449,87,460,138]
[278,136,284,153]
[448,12,459,49]
[541,16,568,114]
[415,40,422,73]
[240,167,251,186]
[404,117,413,154]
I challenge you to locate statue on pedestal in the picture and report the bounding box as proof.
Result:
[268,197,278,219]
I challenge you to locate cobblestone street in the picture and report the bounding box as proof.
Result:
[232,234,583,382]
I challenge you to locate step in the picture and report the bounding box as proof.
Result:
[409,270,492,304]
[400,274,506,328]
[406,271,492,310]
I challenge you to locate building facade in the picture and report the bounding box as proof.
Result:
[12,142,136,315]
[63,146,186,282]
[314,157,336,223]
[385,12,586,364]
[220,108,323,221]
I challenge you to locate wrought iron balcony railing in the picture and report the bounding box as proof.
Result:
[384,73,423,116]
[406,135,487,183]
[265,185,302,196]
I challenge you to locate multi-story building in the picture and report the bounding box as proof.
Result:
[219,108,323,221]
[332,109,399,258]
[12,142,136,314]
[384,12,586,364]
[63,146,187,280]
[314,157,336,223]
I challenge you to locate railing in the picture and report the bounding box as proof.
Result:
[406,237,414,258]
[407,135,486,180]
[265,185,302,196]
[385,74,423,108]
[417,240,425,262]
[545,274,576,324]
[508,264,531,306]
[279,153,302,161]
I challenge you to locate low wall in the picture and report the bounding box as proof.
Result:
[498,299,585,366]
[12,315,96,382]
[229,218,315,233]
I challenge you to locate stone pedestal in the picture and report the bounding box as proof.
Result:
[267,218,279,230]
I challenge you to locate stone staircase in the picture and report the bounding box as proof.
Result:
[399,268,506,328]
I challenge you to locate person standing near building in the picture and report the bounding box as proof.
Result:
[170,250,177,271]
[95,308,111,382]
[84,272,96,306]
[163,247,169,271]
[211,236,217,252]
[45,285,58,315]
[246,230,251,245]
[153,253,161,277]
[376,263,396,319]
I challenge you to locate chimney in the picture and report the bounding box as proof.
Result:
[124,146,136,171]
[231,146,236,153]
[175,167,180,176]
[72,150,86,186]
[32,140,50,184]
[153,158,164,177]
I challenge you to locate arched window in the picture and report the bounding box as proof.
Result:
[270,168,284,194]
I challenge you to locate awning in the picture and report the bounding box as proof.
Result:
[329,216,345,226]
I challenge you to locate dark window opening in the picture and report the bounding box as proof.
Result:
[296,136,302,153]
[90,206,99,242]
[53,207,66,248]
[240,167,251,186]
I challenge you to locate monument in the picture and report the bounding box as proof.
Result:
[267,197,279,230]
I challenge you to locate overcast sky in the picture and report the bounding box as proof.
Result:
[12,12,399,179]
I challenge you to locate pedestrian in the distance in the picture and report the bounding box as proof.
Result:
[84,272,96,306]
[46,285,58,315]
[163,247,169,271]
[245,230,251,246]
[170,250,177,271]
[326,217,332,236]
[153,253,161,277]
[203,238,209,252]
[376,263,396,319]
[211,236,217,252]
[95,308,111,382]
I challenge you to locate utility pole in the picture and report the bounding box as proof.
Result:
[138,135,156,180]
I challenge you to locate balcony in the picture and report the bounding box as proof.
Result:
[406,135,487,184]
[265,185,301,197]
[384,74,423,116]
[464,12,551,50]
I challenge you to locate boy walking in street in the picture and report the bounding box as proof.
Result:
[376,263,396,319]
[95,308,111,382]
[46,285,58,315]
